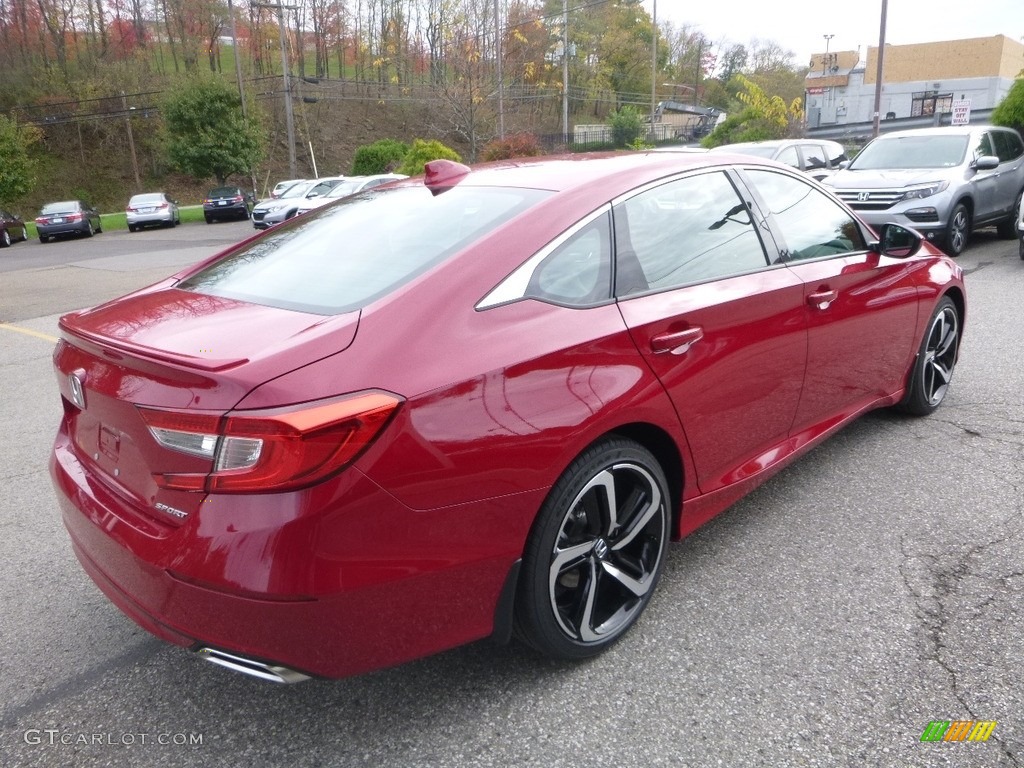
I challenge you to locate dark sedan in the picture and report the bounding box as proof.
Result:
[0,208,29,247]
[35,200,102,242]
[203,186,253,223]
[51,153,965,682]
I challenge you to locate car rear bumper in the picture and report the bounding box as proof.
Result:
[37,223,90,238]
[127,212,174,226]
[50,427,525,680]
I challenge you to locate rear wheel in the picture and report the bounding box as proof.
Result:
[39,235,49,243]
[1019,238,1024,260]
[996,189,1022,239]
[1,229,10,248]
[515,438,670,660]
[85,220,95,237]
[128,224,138,233]
[205,215,214,224]
[944,203,969,256]
[898,296,959,416]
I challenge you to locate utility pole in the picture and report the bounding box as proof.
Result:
[227,0,258,197]
[121,92,141,191]
[562,0,569,146]
[872,0,888,138]
[257,2,298,178]
[494,0,504,139]
[650,0,657,141]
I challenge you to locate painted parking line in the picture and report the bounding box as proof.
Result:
[0,323,59,344]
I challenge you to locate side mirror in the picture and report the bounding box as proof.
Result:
[974,155,999,171]
[871,223,922,258]
[838,159,850,170]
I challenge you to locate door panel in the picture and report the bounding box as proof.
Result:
[613,170,807,493]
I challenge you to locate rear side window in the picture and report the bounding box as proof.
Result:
[991,130,1024,162]
[181,186,549,315]
[774,146,801,169]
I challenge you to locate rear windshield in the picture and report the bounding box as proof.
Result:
[180,185,550,315]
[41,201,78,213]
[208,187,241,197]
[129,193,163,204]
[850,135,969,169]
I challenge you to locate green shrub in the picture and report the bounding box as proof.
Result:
[481,133,542,161]
[351,139,409,175]
[992,79,1024,136]
[608,106,645,148]
[396,139,462,176]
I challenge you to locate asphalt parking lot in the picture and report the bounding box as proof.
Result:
[1,223,1021,767]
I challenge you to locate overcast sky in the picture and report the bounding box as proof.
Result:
[647,0,1024,71]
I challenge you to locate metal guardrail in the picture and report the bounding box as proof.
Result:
[807,109,995,145]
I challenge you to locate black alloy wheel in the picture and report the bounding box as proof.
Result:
[515,438,670,660]
[898,296,959,416]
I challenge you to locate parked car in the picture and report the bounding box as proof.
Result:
[203,186,254,223]
[50,153,965,682]
[0,208,28,248]
[1018,193,1024,260]
[710,139,849,181]
[251,177,345,229]
[293,174,408,215]
[270,178,306,198]
[125,192,180,231]
[35,200,102,242]
[822,125,1024,256]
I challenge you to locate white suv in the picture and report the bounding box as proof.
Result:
[823,125,1024,256]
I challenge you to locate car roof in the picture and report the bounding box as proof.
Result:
[409,152,767,197]
[710,139,842,151]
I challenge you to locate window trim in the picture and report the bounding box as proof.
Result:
[476,204,613,310]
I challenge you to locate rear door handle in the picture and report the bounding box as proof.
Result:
[650,327,704,355]
[808,289,838,310]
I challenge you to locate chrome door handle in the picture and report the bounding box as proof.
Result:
[808,289,838,310]
[650,327,704,355]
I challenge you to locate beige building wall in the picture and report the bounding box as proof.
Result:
[861,35,1024,84]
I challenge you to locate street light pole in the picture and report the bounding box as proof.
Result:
[562,0,568,146]
[650,0,657,141]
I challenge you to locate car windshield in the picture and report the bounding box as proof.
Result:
[180,185,550,315]
[849,135,969,170]
[325,180,367,198]
[129,194,163,205]
[41,202,78,214]
[278,181,317,199]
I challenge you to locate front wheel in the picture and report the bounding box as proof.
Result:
[515,438,670,660]
[898,296,959,416]
[943,203,969,257]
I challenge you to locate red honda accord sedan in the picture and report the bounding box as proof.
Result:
[50,153,965,682]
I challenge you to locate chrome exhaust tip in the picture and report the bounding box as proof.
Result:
[196,647,311,684]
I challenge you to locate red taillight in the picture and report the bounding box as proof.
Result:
[35,217,48,224]
[66,212,82,221]
[231,195,243,203]
[138,391,403,493]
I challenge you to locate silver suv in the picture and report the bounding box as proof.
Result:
[823,125,1024,256]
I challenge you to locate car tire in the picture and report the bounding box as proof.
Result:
[96,220,102,233]
[996,189,1023,239]
[39,235,49,244]
[943,203,969,257]
[1019,238,1024,260]
[128,224,138,233]
[0,230,10,248]
[205,215,214,224]
[514,437,670,660]
[897,296,959,416]
[85,221,95,237]
[19,226,28,242]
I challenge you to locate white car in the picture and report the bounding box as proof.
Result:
[294,174,409,216]
[270,178,306,198]
[125,193,179,231]
[251,177,346,229]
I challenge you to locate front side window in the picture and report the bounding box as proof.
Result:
[613,171,769,296]
[182,185,550,315]
[973,133,995,160]
[743,169,867,261]
[801,145,828,170]
[991,130,1024,162]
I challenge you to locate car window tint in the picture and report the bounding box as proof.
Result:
[801,145,828,170]
[614,171,769,296]
[181,186,549,315]
[991,130,1024,162]
[524,212,611,306]
[775,146,801,169]
[744,169,867,261]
